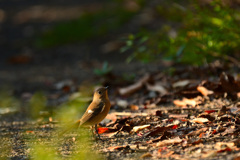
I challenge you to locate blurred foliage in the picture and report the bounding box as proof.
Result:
[29,92,47,118]
[94,61,113,76]
[35,0,144,48]
[56,99,88,123]
[27,86,102,159]
[0,88,20,108]
[28,126,102,160]
[121,0,240,65]
[31,143,57,160]
[55,85,93,123]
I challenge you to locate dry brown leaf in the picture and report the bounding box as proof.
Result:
[187,127,208,137]
[105,145,129,152]
[217,147,232,153]
[198,113,215,121]
[221,126,235,136]
[112,112,148,117]
[150,131,173,143]
[156,137,182,147]
[144,125,176,137]
[130,105,139,111]
[105,113,117,124]
[172,80,191,88]
[191,117,209,124]
[102,131,119,138]
[146,83,167,95]
[169,114,188,119]
[131,124,150,133]
[215,142,235,150]
[197,86,213,96]
[173,98,198,108]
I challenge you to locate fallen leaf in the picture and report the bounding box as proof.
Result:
[131,124,150,133]
[221,126,235,136]
[198,114,215,121]
[105,145,129,152]
[156,137,182,147]
[173,98,198,108]
[218,106,228,117]
[130,105,139,111]
[146,83,167,95]
[191,139,203,145]
[187,127,208,137]
[150,131,173,143]
[169,114,188,119]
[191,118,209,124]
[197,86,213,96]
[158,147,168,152]
[102,131,119,138]
[144,125,176,137]
[97,127,118,134]
[199,132,207,138]
[172,80,191,88]
[97,127,109,134]
[105,113,117,123]
[212,129,217,134]
[217,147,232,153]
[112,112,148,117]
[215,142,235,150]
[204,110,217,114]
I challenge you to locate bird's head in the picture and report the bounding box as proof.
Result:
[93,86,109,101]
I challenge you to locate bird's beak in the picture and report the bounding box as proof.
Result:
[105,86,109,90]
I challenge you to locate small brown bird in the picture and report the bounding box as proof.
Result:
[61,86,111,138]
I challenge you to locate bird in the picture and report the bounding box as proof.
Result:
[60,86,111,138]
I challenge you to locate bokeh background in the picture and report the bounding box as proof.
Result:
[0,0,160,93]
[1,0,240,94]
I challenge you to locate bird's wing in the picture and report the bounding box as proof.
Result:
[80,101,105,125]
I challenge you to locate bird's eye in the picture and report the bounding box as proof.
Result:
[98,91,102,95]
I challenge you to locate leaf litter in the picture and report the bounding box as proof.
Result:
[1,62,240,160]
[92,66,240,159]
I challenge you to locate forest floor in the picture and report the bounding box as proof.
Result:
[0,0,240,160]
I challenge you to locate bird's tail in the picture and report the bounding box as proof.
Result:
[59,120,81,136]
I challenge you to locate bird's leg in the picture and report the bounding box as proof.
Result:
[95,124,101,140]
